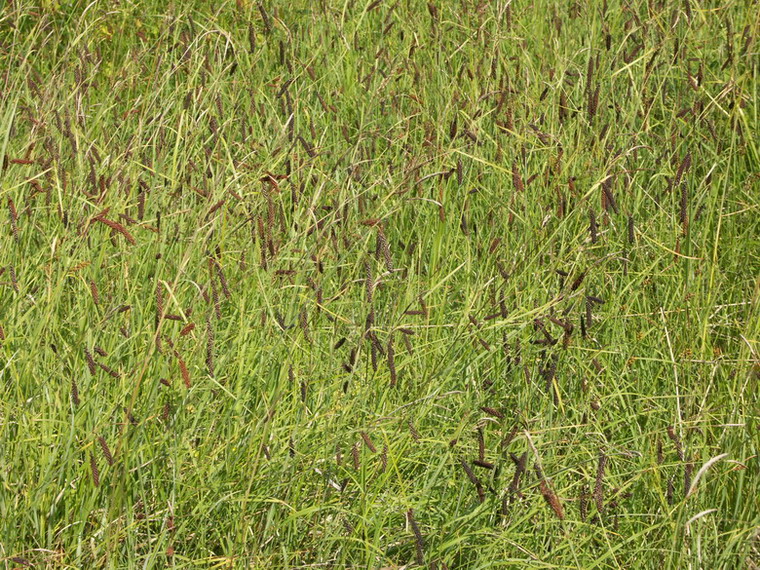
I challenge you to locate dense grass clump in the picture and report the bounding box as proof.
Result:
[0,1,758,567]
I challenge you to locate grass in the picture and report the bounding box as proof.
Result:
[0,0,758,568]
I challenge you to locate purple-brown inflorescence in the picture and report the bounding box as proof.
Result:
[98,436,114,466]
[535,463,565,520]
[595,452,607,514]
[407,509,425,566]
[90,452,100,487]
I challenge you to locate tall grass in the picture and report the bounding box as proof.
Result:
[0,0,758,567]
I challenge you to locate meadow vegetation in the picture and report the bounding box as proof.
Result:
[0,0,758,567]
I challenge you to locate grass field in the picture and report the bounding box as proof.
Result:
[1,0,758,567]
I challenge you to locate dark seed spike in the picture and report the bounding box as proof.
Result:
[71,377,80,406]
[460,458,478,484]
[476,427,485,461]
[257,215,268,270]
[535,463,565,520]
[136,187,146,220]
[628,215,635,244]
[559,91,568,123]
[570,270,586,291]
[298,134,316,158]
[94,215,136,245]
[206,315,215,377]
[508,451,527,494]
[98,436,113,466]
[365,261,373,304]
[588,84,599,122]
[96,361,119,379]
[481,406,504,419]
[299,307,311,343]
[208,260,221,320]
[460,459,485,502]
[407,509,425,566]
[512,161,524,192]
[378,227,393,271]
[90,452,100,487]
[595,452,607,514]
[84,348,97,376]
[179,358,190,390]
[155,282,164,324]
[360,431,376,453]
[258,3,271,34]
[674,152,691,187]
[418,295,428,317]
[602,176,619,214]
[8,198,19,242]
[248,22,257,53]
[299,375,308,402]
[667,426,685,461]
[213,258,231,299]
